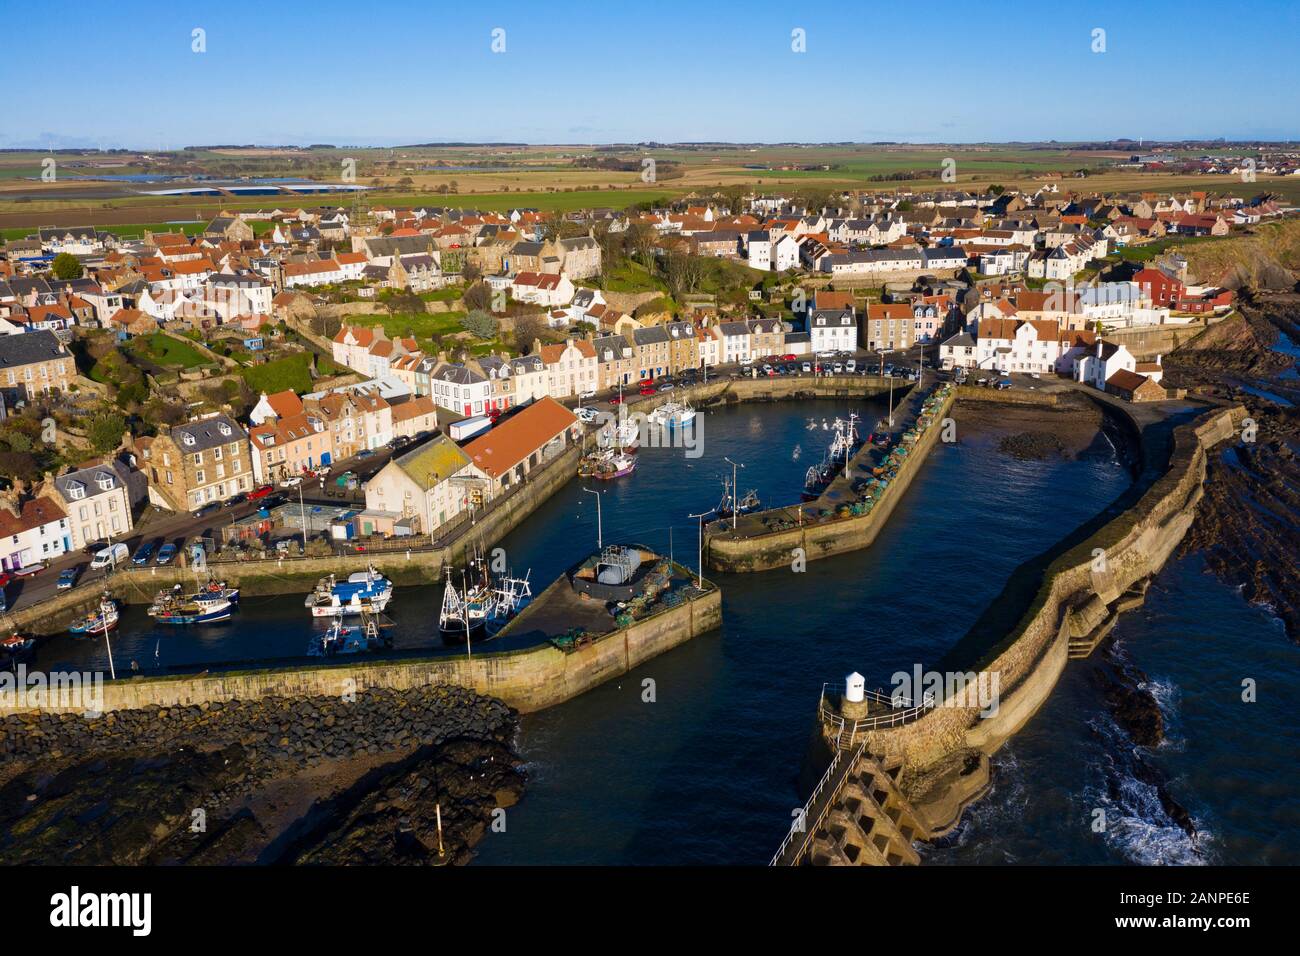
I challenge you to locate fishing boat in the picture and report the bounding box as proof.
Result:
[650,401,697,429]
[598,416,640,453]
[188,578,240,604]
[1,633,34,664]
[69,595,121,634]
[308,613,388,657]
[304,565,393,618]
[716,477,762,519]
[148,585,234,625]
[802,414,862,499]
[486,570,533,635]
[578,448,638,479]
[439,556,496,641]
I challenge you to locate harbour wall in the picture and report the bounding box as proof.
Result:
[858,400,1245,769]
[703,387,951,573]
[1,577,723,716]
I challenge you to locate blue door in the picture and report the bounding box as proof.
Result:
[321,452,332,466]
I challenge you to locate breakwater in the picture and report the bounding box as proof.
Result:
[704,382,953,572]
[2,568,721,716]
[796,396,1246,860]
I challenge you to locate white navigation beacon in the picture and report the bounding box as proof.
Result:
[845,672,865,703]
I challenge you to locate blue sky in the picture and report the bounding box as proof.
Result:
[2,0,1297,148]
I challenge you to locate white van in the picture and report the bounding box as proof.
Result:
[90,542,129,570]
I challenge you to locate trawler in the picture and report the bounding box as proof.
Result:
[598,415,640,453]
[486,569,533,635]
[308,611,389,657]
[578,448,638,479]
[716,477,762,519]
[304,565,393,618]
[148,585,234,625]
[649,401,697,429]
[802,413,862,499]
[439,556,496,641]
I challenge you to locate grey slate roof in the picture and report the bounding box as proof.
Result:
[170,414,247,452]
[0,329,67,367]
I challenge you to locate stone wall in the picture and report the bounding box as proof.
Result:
[704,387,951,573]
[2,582,722,716]
[858,402,1246,769]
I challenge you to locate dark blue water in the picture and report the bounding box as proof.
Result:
[925,554,1300,866]
[35,398,1293,865]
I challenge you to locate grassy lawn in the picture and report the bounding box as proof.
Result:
[240,352,324,394]
[126,332,208,368]
[599,260,670,295]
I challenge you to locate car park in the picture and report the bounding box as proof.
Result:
[155,543,178,566]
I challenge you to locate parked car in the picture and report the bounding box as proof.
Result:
[249,484,274,501]
[659,383,675,391]
[639,385,657,396]
[57,567,80,590]
[131,543,155,565]
[192,502,219,519]
[609,396,624,405]
[995,378,1012,390]
[13,563,45,578]
[801,362,812,373]
[90,543,129,571]
[279,475,303,488]
[574,407,599,424]
[155,544,178,566]
[578,388,597,400]
[223,493,248,508]
[355,449,373,459]
[845,359,857,373]
[0,572,12,589]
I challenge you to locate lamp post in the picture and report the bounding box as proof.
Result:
[724,456,744,530]
[687,509,714,589]
[582,487,602,551]
[877,349,895,427]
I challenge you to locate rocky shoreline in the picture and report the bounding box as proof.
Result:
[0,685,522,865]
[1164,298,1300,642]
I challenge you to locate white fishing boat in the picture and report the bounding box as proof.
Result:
[486,570,533,635]
[305,565,393,618]
[597,416,640,453]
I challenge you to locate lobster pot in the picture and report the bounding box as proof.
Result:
[845,672,866,703]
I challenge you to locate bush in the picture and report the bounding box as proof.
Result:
[460,309,498,339]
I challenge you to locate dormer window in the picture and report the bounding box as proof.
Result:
[219,423,232,436]
[96,472,114,491]
[183,434,196,447]
[67,481,86,501]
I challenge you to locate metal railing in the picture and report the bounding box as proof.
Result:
[817,682,937,747]
[769,736,869,866]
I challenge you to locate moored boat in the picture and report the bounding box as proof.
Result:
[69,595,121,635]
[1,633,35,664]
[304,565,393,618]
[439,556,496,641]
[717,477,762,519]
[148,586,234,625]
[578,448,638,479]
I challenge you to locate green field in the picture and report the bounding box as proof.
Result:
[127,332,208,369]
[240,352,323,394]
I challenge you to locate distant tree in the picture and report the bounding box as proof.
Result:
[51,253,82,280]
[510,312,546,353]
[461,260,483,283]
[461,309,498,339]
[462,281,492,313]
[88,411,127,455]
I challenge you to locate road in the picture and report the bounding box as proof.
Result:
[1,444,400,615]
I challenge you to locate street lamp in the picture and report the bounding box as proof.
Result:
[687,509,715,589]
[723,456,744,530]
[877,349,895,427]
[582,487,602,551]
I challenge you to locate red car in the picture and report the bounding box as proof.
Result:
[0,572,12,588]
[639,385,657,396]
[782,353,797,361]
[249,485,274,501]
[609,396,624,405]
